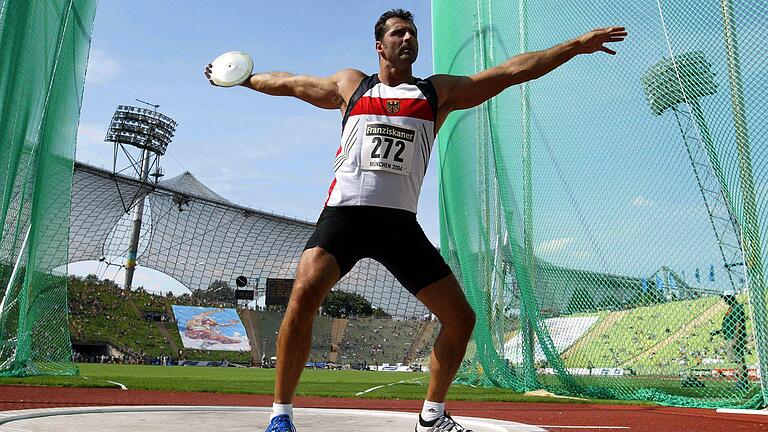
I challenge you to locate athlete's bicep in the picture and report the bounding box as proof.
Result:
[287,75,345,110]
[288,69,365,110]
[432,71,510,113]
[244,72,342,109]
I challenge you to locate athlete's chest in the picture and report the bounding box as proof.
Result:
[349,85,434,121]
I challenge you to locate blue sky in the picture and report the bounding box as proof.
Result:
[71,1,437,293]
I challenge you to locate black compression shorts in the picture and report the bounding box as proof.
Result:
[304,205,452,295]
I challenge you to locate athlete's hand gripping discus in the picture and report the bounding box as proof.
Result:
[205,51,253,87]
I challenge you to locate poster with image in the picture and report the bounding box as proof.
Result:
[172,306,250,351]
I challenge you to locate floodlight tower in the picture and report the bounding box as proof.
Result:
[105,101,177,290]
[641,51,744,294]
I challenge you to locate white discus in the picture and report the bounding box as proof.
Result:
[209,51,253,87]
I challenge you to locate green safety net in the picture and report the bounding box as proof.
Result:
[433,0,767,408]
[0,0,96,376]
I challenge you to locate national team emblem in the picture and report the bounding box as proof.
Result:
[386,99,401,114]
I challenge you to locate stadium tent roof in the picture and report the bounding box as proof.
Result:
[69,162,427,317]
[158,171,231,205]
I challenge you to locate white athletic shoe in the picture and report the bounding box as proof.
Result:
[415,413,473,432]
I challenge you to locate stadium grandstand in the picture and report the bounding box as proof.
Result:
[66,269,755,381]
[66,274,439,368]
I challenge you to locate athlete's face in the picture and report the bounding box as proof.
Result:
[376,18,418,65]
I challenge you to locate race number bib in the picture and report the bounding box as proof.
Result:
[361,122,416,175]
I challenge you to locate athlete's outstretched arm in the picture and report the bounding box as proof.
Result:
[432,27,627,113]
[240,70,358,109]
[205,66,365,110]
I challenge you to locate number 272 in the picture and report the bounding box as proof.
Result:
[370,137,405,162]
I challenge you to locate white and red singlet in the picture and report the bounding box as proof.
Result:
[326,74,438,213]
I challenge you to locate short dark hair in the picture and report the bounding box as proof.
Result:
[375,9,415,41]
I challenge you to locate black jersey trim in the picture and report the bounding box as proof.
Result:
[341,74,379,129]
[415,77,439,123]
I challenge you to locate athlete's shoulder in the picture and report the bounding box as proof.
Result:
[333,69,367,85]
[335,68,367,77]
[424,74,460,90]
[333,69,368,100]
[423,74,462,112]
[424,73,449,82]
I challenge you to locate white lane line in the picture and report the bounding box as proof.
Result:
[535,426,629,429]
[105,381,127,390]
[717,408,768,416]
[82,376,127,390]
[355,377,422,396]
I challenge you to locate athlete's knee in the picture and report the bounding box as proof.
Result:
[285,298,318,321]
[442,306,475,340]
[286,280,328,317]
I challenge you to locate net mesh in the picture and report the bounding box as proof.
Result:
[69,162,429,319]
[0,0,96,376]
[433,0,768,408]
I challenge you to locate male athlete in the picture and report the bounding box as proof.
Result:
[206,9,626,432]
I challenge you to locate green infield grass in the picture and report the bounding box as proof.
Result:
[0,363,656,405]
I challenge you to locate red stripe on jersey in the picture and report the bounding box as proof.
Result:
[324,178,337,207]
[335,144,342,157]
[349,97,433,120]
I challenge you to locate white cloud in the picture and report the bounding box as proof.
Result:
[76,123,113,166]
[85,49,120,85]
[77,123,103,142]
[536,237,575,255]
[631,195,655,208]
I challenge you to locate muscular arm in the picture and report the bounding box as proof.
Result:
[219,68,365,111]
[432,27,627,116]
[240,71,341,109]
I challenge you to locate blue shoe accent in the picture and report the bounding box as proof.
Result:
[265,414,296,432]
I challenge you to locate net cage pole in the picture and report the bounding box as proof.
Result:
[518,0,539,390]
[719,0,768,403]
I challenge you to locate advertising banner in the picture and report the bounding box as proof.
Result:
[172,306,250,351]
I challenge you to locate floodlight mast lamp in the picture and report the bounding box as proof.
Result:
[104,101,177,290]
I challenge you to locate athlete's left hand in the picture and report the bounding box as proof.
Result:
[576,27,627,55]
[204,63,224,87]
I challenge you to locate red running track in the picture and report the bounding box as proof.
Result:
[1,385,767,431]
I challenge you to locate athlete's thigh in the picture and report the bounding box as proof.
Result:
[288,247,341,312]
[304,206,364,278]
[415,273,474,326]
[374,216,452,296]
